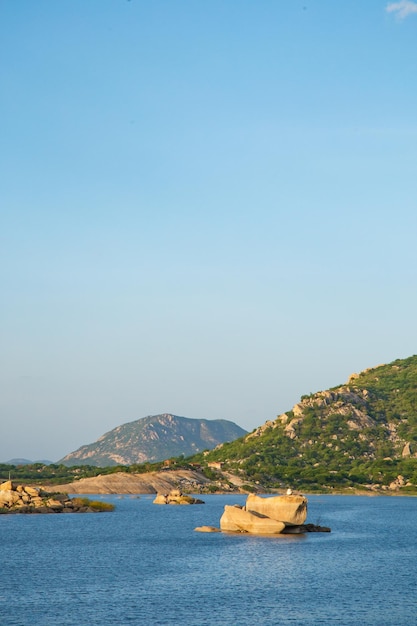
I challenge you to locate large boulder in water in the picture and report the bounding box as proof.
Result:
[220,505,286,534]
[245,493,307,525]
[197,493,330,535]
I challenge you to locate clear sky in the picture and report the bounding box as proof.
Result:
[1,0,417,462]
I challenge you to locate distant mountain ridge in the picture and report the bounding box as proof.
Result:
[5,458,53,466]
[59,413,247,467]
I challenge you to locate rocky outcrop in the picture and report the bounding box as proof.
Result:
[153,489,204,505]
[0,480,112,514]
[244,386,378,445]
[216,493,329,535]
[402,442,412,457]
[282,388,377,442]
[245,493,307,525]
[51,469,212,494]
[387,474,413,491]
[220,505,286,534]
[245,421,275,439]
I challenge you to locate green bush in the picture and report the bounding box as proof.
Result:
[240,484,257,493]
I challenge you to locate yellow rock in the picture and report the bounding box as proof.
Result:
[153,494,168,504]
[24,486,41,497]
[46,499,64,509]
[245,493,307,525]
[220,505,285,534]
[194,526,220,533]
[0,489,21,506]
[31,497,45,507]
[0,480,15,491]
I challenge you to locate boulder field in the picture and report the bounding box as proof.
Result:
[0,480,112,514]
[196,493,330,534]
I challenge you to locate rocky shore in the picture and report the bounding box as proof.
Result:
[0,480,114,514]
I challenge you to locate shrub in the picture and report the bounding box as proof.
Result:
[72,497,115,512]
[240,484,257,493]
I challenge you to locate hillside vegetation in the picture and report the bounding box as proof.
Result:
[192,356,417,493]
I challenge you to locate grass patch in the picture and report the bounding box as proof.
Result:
[72,497,115,511]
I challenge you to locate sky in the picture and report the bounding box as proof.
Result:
[1,0,417,462]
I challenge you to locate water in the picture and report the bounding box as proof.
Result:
[1,494,416,625]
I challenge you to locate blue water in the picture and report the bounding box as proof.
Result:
[1,494,416,625]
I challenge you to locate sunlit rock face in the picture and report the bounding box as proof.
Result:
[219,493,308,534]
[205,493,329,535]
[245,493,308,525]
[220,505,286,534]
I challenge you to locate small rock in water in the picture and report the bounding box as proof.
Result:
[153,489,204,505]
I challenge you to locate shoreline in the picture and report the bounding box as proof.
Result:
[44,468,417,497]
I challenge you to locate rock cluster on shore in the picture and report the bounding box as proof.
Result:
[153,488,204,505]
[0,480,112,514]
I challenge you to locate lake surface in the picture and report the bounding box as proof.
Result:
[1,494,416,625]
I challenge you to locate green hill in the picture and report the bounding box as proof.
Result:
[193,356,417,493]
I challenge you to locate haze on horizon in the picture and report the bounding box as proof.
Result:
[2,1,417,462]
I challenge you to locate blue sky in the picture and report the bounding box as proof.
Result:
[1,0,417,462]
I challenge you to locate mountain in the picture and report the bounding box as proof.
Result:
[59,413,247,467]
[193,356,417,492]
[5,458,53,466]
